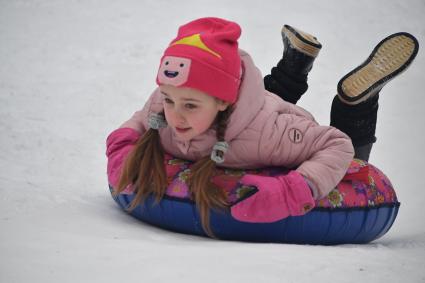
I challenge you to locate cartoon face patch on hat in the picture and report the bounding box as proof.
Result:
[157,56,191,86]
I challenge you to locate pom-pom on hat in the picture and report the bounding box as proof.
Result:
[156,17,242,104]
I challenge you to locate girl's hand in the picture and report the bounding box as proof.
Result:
[231,171,315,223]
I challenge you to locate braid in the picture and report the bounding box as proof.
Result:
[189,105,233,238]
[114,106,234,238]
[215,107,232,141]
[114,111,167,211]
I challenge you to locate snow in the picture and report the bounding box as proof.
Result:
[1,0,425,282]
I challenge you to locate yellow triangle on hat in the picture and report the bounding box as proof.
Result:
[171,33,222,59]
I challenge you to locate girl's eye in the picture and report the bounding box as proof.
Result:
[164,98,173,104]
[185,103,197,109]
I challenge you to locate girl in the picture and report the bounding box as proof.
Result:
[106,17,418,237]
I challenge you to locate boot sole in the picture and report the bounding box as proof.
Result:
[338,32,419,105]
[282,25,322,58]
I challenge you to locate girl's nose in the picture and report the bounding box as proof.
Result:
[173,108,186,123]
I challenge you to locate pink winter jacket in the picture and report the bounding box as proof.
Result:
[107,49,354,199]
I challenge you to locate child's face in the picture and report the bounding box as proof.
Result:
[160,85,229,141]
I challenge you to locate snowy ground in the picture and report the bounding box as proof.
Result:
[1,0,425,282]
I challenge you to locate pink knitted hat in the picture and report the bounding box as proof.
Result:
[156,17,242,103]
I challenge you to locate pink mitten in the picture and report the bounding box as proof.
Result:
[106,128,140,189]
[231,171,315,223]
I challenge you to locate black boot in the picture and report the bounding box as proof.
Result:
[337,32,419,105]
[264,25,322,104]
[280,25,322,75]
[330,94,379,159]
[264,60,309,104]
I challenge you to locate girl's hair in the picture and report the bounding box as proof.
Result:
[114,107,233,238]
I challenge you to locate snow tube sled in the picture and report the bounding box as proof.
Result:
[109,156,400,245]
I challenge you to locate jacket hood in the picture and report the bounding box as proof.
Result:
[224,49,266,141]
